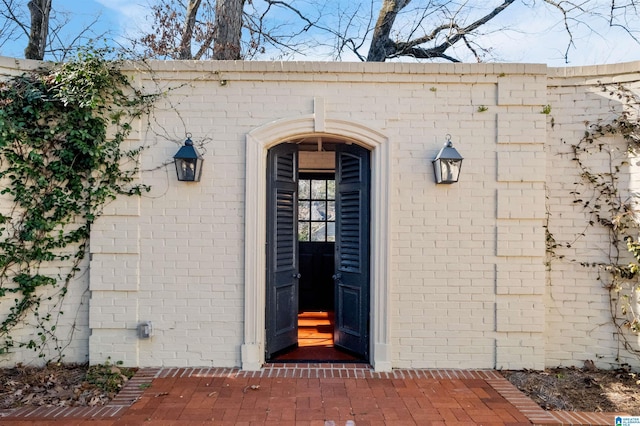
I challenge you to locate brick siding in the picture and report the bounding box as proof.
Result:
[0,56,638,371]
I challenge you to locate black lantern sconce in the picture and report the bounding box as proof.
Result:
[432,135,463,184]
[173,134,203,182]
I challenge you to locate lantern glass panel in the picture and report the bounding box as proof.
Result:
[173,137,203,182]
[176,158,196,181]
[439,159,461,183]
[432,140,463,184]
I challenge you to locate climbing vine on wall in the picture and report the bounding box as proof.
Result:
[553,82,640,360]
[0,48,157,359]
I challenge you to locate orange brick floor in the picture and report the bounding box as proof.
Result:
[0,365,628,425]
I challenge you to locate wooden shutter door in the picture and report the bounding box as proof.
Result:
[334,143,370,358]
[266,144,299,358]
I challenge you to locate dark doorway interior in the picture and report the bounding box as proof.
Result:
[299,243,334,311]
[297,173,335,315]
[270,173,361,362]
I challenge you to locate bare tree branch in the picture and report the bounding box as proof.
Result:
[367,0,411,61]
[47,12,106,61]
[608,0,640,43]
[264,0,320,32]
[179,0,202,59]
[193,26,216,59]
[542,0,586,63]
[248,0,370,60]
[334,5,372,61]
[385,0,516,62]
[242,7,314,59]
[0,0,29,54]
[130,0,640,63]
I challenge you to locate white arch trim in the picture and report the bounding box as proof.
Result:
[242,113,392,372]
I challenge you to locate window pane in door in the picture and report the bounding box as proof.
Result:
[299,201,310,220]
[299,179,310,199]
[298,176,335,243]
[327,180,335,199]
[327,201,335,221]
[299,222,310,241]
[311,222,326,241]
[311,180,326,199]
[327,222,335,242]
[311,201,327,221]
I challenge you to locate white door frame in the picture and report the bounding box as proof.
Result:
[241,99,392,371]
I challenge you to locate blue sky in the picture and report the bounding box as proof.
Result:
[1,0,639,66]
[0,0,140,58]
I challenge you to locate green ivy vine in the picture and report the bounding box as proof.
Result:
[0,48,157,359]
[550,82,640,361]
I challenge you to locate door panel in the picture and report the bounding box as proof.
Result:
[334,144,370,358]
[266,144,299,358]
[299,242,335,312]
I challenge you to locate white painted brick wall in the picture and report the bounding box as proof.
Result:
[497,113,546,143]
[545,65,640,369]
[497,185,546,219]
[0,256,90,367]
[2,56,639,371]
[497,145,546,182]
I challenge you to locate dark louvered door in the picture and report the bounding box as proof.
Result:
[266,144,299,358]
[334,144,370,358]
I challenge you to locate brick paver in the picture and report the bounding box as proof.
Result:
[0,365,628,425]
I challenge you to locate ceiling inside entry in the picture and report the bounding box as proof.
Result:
[289,136,349,152]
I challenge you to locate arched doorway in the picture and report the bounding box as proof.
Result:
[265,140,370,362]
[241,108,392,371]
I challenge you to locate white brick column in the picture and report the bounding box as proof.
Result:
[494,81,547,369]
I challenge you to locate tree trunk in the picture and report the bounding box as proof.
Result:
[367,0,410,62]
[213,0,244,60]
[24,0,52,60]
[178,0,202,60]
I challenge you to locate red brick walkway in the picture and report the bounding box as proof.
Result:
[0,364,627,425]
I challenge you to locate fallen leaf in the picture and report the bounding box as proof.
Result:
[243,384,261,393]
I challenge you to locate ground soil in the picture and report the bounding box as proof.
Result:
[0,362,639,415]
[0,363,135,410]
[501,363,640,415]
